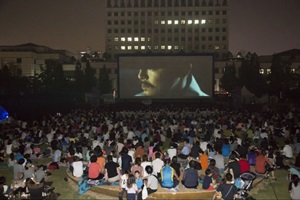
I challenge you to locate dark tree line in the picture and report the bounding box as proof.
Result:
[0,59,112,120]
[220,52,300,102]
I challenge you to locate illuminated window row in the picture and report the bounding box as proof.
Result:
[155,19,207,25]
[114,37,152,42]
[259,68,296,74]
[118,45,186,51]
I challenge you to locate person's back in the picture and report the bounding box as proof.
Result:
[182,160,198,188]
[27,181,44,200]
[161,165,174,188]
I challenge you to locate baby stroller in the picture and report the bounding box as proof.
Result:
[236,171,257,200]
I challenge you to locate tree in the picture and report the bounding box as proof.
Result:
[220,62,239,92]
[98,64,112,95]
[102,52,112,61]
[38,59,66,91]
[84,61,96,92]
[238,52,267,97]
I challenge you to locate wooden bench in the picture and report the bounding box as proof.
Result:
[66,171,215,199]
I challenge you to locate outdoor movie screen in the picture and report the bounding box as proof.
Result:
[118,54,214,99]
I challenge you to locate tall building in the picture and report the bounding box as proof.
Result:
[105,0,229,59]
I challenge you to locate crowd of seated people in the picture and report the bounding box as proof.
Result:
[0,103,299,199]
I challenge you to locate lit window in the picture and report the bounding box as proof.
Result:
[168,45,172,50]
[161,20,165,24]
[201,19,206,24]
[114,37,119,41]
[168,20,172,25]
[194,20,199,24]
[121,46,126,50]
[174,20,179,25]
[161,45,165,49]
[134,46,139,50]
[174,46,179,50]
[188,20,193,24]
[141,46,146,50]
[259,69,264,74]
[134,37,139,42]
[121,37,126,41]
[141,37,145,42]
[127,37,132,41]
[181,20,185,24]
[291,68,295,73]
[215,45,220,50]
[267,69,271,74]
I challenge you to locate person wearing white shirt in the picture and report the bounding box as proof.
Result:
[152,152,164,176]
[282,140,293,159]
[167,144,177,160]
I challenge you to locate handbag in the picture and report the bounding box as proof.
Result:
[142,185,148,200]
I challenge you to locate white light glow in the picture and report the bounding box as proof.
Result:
[195,20,199,24]
[161,20,165,24]
[134,37,139,42]
[141,46,146,50]
[127,37,132,41]
[168,20,172,25]
[201,19,206,24]
[188,20,193,24]
[174,20,179,25]
[121,37,126,41]
[141,37,145,42]
[168,45,172,50]
[121,46,126,50]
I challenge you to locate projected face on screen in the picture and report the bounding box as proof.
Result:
[135,63,208,97]
[118,55,213,99]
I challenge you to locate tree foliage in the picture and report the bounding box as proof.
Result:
[220,62,240,92]
[84,61,97,92]
[98,64,112,95]
[238,52,267,97]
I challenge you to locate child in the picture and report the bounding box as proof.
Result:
[202,168,217,190]
[119,169,130,200]
[126,174,140,200]
[134,171,143,200]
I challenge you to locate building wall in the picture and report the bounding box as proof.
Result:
[105,0,229,59]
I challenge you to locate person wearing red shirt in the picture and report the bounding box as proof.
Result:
[238,156,250,174]
[255,150,276,180]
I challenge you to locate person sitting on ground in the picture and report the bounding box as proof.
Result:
[202,168,217,190]
[182,160,199,189]
[13,158,25,180]
[141,154,152,178]
[199,149,209,171]
[160,158,179,191]
[71,156,84,178]
[255,150,276,180]
[88,155,104,180]
[289,174,300,200]
[178,139,190,159]
[238,155,250,174]
[145,166,158,195]
[0,176,9,200]
[208,159,221,183]
[26,178,44,200]
[104,155,121,183]
[131,157,144,177]
[170,156,181,178]
[214,173,238,200]
[134,170,143,200]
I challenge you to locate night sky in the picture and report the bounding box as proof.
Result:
[0,0,299,56]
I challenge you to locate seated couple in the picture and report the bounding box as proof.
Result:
[160,159,199,191]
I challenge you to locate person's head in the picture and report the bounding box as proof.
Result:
[145,165,153,175]
[142,154,148,162]
[189,160,196,169]
[135,157,141,166]
[205,168,212,176]
[155,152,161,159]
[137,64,191,96]
[164,158,171,165]
[209,159,216,167]
[225,173,233,182]
[134,170,141,179]
[127,174,136,189]
[171,156,178,164]
[90,155,97,163]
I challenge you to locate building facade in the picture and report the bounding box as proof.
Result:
[0,43,75,77]
[105,0,229,59]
